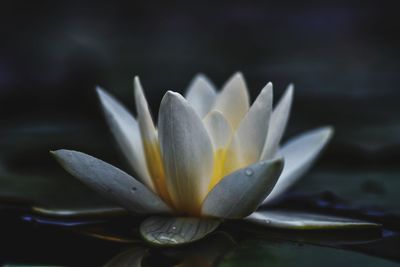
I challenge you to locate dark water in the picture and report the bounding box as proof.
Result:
[0,188,399,266]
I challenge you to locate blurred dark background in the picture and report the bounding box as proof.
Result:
[0,1,400,264]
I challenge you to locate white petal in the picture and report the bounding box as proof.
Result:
[234,83,273,165]
[246,210,380,230]
[201,158,284,219]
[203,110,233,150]
[96,87,154,190]
[261,84,294,160]
[158,91,214,213]
[185,74,217,118]
[214,72,250,129]
[140,216,220,246]
[51,150,171,214]
[134,76,158,144]
[134,77,171,202]
[262,127,334,205]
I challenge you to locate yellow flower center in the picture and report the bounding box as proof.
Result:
[143,140,173,207]
[144,141,243,216]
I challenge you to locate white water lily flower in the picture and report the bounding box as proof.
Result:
[53,72,375,246]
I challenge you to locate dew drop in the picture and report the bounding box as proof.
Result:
[245,168,254,176]
[264,219,271,224]
[131,187,137,193]
[172,226,177,230]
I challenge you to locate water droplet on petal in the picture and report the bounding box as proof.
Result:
[245,168,253,176]
[131,187,137,193]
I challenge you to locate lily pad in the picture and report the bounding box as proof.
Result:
[219,239,399,267]
[292,168,400,216]
[140,216,221,246]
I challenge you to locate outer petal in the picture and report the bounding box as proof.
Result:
[214,72,250,129]
[134,77,169,201]
[96,87,154,190]
[185,74,217,118]
[262,127,334,205]
[246,210,380,230]
[203,110,233,150]
[261,84,294,160]
[51,150,171,214]
[158,91,214,214]
[134,76,158,145]
[201,158,284,219]
[234,83,273,165]
[140,216,220,246]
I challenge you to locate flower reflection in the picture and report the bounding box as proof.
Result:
[104,233,236,267]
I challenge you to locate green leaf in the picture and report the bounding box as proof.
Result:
[140,216,220,246]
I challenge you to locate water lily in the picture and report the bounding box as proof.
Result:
[52,72,377,246]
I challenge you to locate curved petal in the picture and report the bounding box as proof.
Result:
[185,74,217,118]
[96,87,154,190]
[261,84,294,160]
[134,77,170,202]
[262,127,334,205]
[158,91,214,214]
[234,83,273,165]
[134,76,158,144]
[203,110,236,189]
[203,110,232,150]
[214,72,250,129]
[246,210,380,230]
[201,158,284,219]
[51,150,172,214]
[140,216,220,246]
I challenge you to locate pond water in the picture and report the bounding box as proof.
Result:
[0,165,399,266]
[1,98,400,266]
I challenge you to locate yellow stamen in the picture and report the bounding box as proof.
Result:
[143,140,173,207]
[208,146,244,193]
[208,149,227,191]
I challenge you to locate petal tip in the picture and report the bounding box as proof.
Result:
[320,126,335,140]
[225,72,245,85]
[95,86,107,97]
[133,76,143,95]
[193,72,208,81]
[133,75,141,87]
[233,71,243,78]
[164,90,184,101]
[50,149,64,156]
